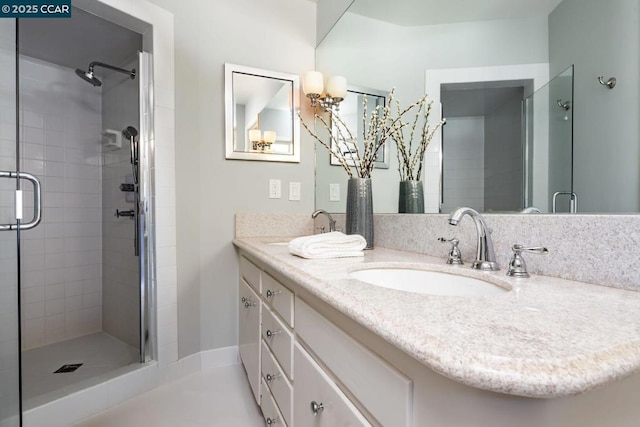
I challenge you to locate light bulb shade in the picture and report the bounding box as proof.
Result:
[326,76,347,99]
[249,129,261,142]
[303,71,324,95]
[263,131,276,143]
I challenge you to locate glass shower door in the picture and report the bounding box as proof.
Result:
[0,18,20,427]
[523,65,574,212]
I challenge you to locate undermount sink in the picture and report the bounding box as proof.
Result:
[350,267,509,297]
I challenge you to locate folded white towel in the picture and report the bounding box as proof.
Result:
[288,231,367,259]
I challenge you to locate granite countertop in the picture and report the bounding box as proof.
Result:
[233,237,640,399]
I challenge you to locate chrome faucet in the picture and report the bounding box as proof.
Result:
[311,209,336,233]
[447,207,499,271]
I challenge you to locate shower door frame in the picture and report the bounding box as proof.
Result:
[138,50,156,364]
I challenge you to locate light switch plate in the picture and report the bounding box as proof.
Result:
[329,183,340,201]
[289,182,301,201]
[269,179,281,199]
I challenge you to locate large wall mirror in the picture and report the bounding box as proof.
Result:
[315,0,639,214]
[225,63,300,162]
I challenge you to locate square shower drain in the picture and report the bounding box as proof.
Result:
[54,363,83,373]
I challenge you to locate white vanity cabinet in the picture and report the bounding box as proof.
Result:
[239,257,296,426]
[237,255,411,426]
[293,342,371,426]
[238,257,261,404]
[236,244,640,427]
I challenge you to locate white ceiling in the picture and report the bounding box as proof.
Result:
[349,0,564,26]
[19,7,142,72]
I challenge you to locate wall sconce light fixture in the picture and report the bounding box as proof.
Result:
[302,71,347,112]
[249,129,276,151]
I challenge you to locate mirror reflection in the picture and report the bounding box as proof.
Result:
[315,87,396,212]
[315,0,639,213]
[225,64,300,162]
[331,88,389,169]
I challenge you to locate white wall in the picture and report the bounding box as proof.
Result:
[146,0,317,357]
[316,12,549,213]
[316,0,353,45]
[19,56,103,350]
[549,0,640,212]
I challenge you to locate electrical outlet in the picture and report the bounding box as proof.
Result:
[289,182,301,201]
[269,179,281,199]
[329,183,340,201]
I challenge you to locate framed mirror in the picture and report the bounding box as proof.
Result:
[225,63,300,162]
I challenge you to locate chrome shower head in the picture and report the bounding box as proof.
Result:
[75,61,135,87]
[75,68,102,87]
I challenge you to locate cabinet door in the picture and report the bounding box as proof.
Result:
[294,343,372,427]
[239,278,261,403]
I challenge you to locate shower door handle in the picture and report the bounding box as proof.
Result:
[0,171,42,231]
[552,191,578,213]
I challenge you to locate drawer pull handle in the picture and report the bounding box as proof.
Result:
[241,296,247,303]
[310,400,324,416]
[266,416,278,425]
[264,373,280,383]
[242,298,256,308]
[265,329,281,339]
[265,289,282,298]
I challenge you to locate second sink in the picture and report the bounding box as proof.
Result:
[350,267,510,297]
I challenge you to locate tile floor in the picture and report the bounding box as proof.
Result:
[74,363,263,426]
[22,332,138,409]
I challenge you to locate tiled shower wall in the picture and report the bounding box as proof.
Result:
[101,58,140,349]
[19,56,103,350]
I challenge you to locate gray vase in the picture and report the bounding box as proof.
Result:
[346,177,374,249]
[398,180,424,214]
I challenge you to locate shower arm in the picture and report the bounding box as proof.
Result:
[89,61,136,79]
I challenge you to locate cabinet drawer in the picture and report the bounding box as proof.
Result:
[238,279,261,404]
[262,378,288,427]
[262,305,294,380]
[240,256,261,292]
[262,273,294,328]
[262,341,292,426]
[294,343,371,427]
[296,298,412,426]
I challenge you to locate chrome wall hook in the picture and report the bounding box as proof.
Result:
[597,75,617,89]
[556,99,571,110]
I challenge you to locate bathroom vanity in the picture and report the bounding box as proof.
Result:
[234,237,640,426]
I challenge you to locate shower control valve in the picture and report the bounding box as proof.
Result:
[115,209,135,218]
[119,183,135,192]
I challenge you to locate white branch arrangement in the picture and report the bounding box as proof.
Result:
[391,94,446,181]
[300,89,419,179]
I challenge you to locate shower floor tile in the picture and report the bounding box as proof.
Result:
[22,332,138,408]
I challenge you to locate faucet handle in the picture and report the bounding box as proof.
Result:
[506,244,549,278]
[438,237,463,265]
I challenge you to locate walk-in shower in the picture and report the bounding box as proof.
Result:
[75,61,136,87]
[0,7,155,424]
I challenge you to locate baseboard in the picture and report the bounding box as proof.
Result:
[201,345,240,370]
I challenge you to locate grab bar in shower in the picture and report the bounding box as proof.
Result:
[0,171,42,231]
